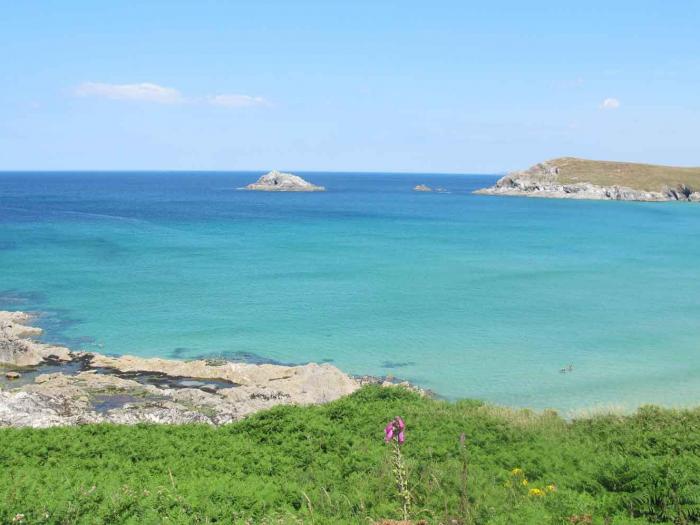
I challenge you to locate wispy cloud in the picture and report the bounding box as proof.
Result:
[207,94,269,108]
[75,82,184,104]
[75,81,269,110]
[600,97,620,110]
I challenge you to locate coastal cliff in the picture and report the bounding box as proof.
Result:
[0,311,359,427]
[475,157,700,202]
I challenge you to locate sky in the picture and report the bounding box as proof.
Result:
[1,1,698,173]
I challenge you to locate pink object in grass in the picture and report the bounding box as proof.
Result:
[384,421,395,442]
[384,416,406,445]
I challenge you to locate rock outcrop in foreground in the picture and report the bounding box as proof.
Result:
[0,311,358,427]
[242,170,325,192]
[0,311,71,366]
[475,158,700,202]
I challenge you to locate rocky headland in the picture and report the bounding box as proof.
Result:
[475,157,700,202]
[242,170,325,192]
[0,311,362,427]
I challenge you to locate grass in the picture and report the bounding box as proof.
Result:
[528,157,700,192]
[1,386,700,524]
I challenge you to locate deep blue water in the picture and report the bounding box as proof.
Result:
[2,171,700,413]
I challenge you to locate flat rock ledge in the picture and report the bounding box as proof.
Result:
[241,170,325,192]
[475,162,700,202]
[0,311,362,428]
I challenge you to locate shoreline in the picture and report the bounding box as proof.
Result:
[474,179,697,202]
[3,310,695,426]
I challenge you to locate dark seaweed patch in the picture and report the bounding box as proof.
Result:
[90,366,239,392]
[0,289,47,307]
[381,361,416,369]
[169,347,191,359]
[195,350,297,367]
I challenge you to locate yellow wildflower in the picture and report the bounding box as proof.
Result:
[521,479,528,486]
[511,468,524,476]
[528,488,544,497]
[546,484,557,492]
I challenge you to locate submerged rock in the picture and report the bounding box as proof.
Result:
[242,170,325,192]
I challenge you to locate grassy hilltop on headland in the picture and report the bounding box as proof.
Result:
[1,386,699,524]
[536,157,700,193]
[476,157,700,201]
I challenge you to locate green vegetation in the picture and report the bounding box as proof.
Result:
[542,157,700,192]
[1,386,700,524]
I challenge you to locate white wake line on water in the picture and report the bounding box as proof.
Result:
[1,205,180,232]
[59,209,154,224]
[62,210,198,234]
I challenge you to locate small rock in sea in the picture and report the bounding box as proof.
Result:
[5,371,21,379]
[242,170,325,192]
[413,184,432,192]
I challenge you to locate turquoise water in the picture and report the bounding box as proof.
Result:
[1,172,700,413]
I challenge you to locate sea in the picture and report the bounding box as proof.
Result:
[1,171,699,414]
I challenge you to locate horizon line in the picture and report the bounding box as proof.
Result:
[0,169,504,176]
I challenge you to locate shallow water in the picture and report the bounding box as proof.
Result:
[1,171,699,412]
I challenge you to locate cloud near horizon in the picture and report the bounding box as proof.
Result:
[600,97,621,110]
[75,82,268,108]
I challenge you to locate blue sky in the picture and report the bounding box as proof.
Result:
[1,1,698,172]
